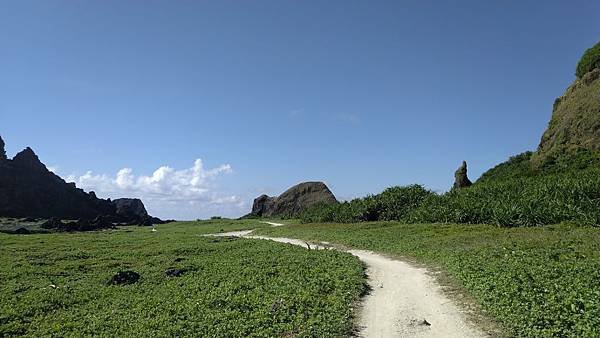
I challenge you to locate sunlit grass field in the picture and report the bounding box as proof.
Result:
[0,220,365,337]
[256,221,600,337]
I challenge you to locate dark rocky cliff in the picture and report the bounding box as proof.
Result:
[0,136,161,225]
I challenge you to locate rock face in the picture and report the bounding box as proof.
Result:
[533,65,600,167]
[0,136,161,225]
[251,195,276,216]
[112,198,163,226]
[0,135,6,161]
[113,198,148,220]
[250,181,338,218]
[453,161,472,189]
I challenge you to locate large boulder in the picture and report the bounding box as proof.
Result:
[113,198,148,220]
[453,161,472,190]
[249,181,338,218]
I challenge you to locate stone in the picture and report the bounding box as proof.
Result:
[247,181,338,218]
[251,195,276,216]
[112,198,149,223]
[165,268,186,277]
[13,227,31,235]
[453,161,472,190]
[108,271,140,285]
[40,218,66,230]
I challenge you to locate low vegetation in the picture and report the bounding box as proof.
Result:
[0,220,365,337]
[255,221,600,337]
[576,40,600,78]
[300,150,600,227]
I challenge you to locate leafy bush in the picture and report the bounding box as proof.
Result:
[476,151,534,183]
[407,168,600,226]
[576,41,600,78]
[301,167,600,227]
[300,185,434,223]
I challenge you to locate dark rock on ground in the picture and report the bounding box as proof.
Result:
[13,227,31,234]
[453,161,472,190]
[108,271,140,285]
[41,216,115,232]
[41,218,66,230]
[0,136,162,227]
[248,181,338,218]
[165,268,186,277]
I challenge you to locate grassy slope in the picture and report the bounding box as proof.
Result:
[0,220,365,337]
[256,222,600,337]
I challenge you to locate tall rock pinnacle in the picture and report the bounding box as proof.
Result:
[453,160,472,190]
[0,135,6,160]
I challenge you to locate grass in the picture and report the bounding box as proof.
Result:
[255,221,600,337]
[0,220,365,337]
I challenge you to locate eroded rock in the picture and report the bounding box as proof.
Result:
[248,181,338,218]
[453,161,472,190]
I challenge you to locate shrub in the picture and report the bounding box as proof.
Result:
[301,168,600,227]
[410,168,600,226]
[300,185,434,223]
[576,41,600,78]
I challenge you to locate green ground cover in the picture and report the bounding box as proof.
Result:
[255,221,600,337]
[0,220,365,337]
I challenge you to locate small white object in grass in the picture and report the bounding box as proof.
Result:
[151,226,157,232]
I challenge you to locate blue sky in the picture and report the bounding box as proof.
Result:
[1,1,599,219]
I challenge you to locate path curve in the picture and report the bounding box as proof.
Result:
[207,230,486,338]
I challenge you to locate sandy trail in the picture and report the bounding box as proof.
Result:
[260,221,285,227]
[206,230,486,338]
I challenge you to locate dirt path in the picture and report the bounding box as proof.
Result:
[207,230,486,338]
[260,221,284,227]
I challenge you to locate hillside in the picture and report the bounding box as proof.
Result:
[478,41,600,182]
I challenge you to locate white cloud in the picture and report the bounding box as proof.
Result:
[64,159,245,220]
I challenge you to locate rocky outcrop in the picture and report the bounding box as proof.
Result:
[0,135,6,161]
[0,136,162,226]
[249,181,338,218]
[113,198,148,219]
[532,64,600,168]
[251,194,276,216]
[453,161,472,189]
